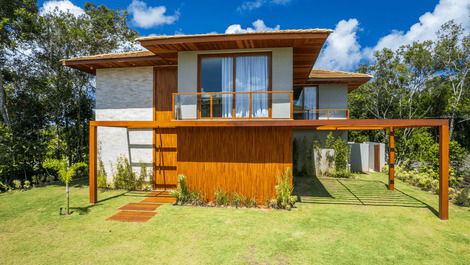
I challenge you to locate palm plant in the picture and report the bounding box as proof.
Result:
[43,158,87,215]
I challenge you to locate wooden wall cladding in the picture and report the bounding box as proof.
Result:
[154,67,177,122]
[155,128,178,189]
[154,67,178,189]
[176,127,292,202]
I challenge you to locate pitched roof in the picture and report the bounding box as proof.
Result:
[61,50,172,74]
[308,69,373,91]
[62,50,155,62]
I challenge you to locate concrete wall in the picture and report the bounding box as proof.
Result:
[349,143,369,172]
[177,48,293,119]
[293,130,347,176]
[95,67,154,183]
[349,142,386,172]
[318,83,348,119]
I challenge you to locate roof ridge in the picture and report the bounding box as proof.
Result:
[136,29,333,41]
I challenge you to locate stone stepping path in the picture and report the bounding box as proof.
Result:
[119,202,162,211]
[106,211,157,222]
[106,191,175,223]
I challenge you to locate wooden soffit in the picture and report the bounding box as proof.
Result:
[136,30,333,85]
[305,69,373,92]
[61,50,173,75]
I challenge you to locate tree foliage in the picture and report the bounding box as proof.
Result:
[350,21,469,170]
[0,1,138,186]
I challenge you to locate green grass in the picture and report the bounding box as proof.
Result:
[0,173,469,265]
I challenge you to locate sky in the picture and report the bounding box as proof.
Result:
[38,0,470,71]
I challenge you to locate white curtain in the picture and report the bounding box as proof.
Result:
[221,57,233,118]
[235,56,268,117]
[303,87,317,120]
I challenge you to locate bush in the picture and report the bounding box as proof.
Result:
[231,193,243,208]
[97,158,107,188]
[112,156,138,190]
[13,179,22,189]
[334,170,353,178]
[23,180,31,190]
[170,174,191,205]
[214,188,230,206]
[269,168,297,210]
[454,188,470,207]
[137,162,148,190]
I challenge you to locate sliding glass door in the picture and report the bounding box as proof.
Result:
[235,55,269,118]
[199,53,270,118]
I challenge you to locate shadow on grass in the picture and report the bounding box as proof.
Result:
[294,175,439,217]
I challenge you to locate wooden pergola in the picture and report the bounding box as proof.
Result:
[88,119,449,220]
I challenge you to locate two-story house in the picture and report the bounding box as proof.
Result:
[62,29,450,220]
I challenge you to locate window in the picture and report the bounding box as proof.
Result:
[294,86,318,120]
[199,53,271,118]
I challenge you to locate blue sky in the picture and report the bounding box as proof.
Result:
[39,0,470,71]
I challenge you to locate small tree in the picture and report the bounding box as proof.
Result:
[43,158,87,215]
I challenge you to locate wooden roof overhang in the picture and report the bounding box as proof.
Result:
[136,30,333,85]
[301,69,373,92]
[61,51,173,74]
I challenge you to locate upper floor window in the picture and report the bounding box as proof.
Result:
[199,53,271,118]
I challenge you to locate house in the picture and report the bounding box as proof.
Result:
[62,29,450,220]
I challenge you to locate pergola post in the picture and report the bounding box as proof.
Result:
[439,124,449,220]
[89,124,97,204]
[388,128,395,191]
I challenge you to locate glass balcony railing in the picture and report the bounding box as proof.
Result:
[293,107,350,120]
[173,90,293,120]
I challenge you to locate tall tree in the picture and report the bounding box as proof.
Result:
[434,21,470,140]
[0,0,37,126]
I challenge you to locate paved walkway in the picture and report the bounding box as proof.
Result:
[106,191,176,223]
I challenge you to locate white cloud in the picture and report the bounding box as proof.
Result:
[128,0,179,28]
[316,0,470,71]
[225,19,280,34]
[315,19,362,71]
[237,0,291,12]
[40,0,85,16]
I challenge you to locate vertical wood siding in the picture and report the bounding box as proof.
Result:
[154,67,178,189]
[176,127,292,202]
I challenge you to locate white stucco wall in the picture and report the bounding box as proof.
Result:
[95,67,154,183]
[318,83,348,119]
[176,48,293,119]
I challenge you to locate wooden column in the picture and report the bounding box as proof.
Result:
[89,125,97,204]
[388,128,395,191]
[439,124,449,220]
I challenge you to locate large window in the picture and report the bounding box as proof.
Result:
[199,53,271,118]
[294,86,318,120]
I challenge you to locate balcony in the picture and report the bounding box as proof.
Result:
[293,107,350,120]
[173,90,294,120]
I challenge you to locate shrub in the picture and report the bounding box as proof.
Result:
[214,188,229,206]
[137,162,148,190]
[97,158,107,188]
[23,180,31,190]
[231,193,243,208]
[0,181,11,191]
[454,188,470,207]
[13,179,22,189]
[190,191,207,206]
[170,174,191,205]
[113,156,137,190]
[269,168,297,210]
[334,170,353,178]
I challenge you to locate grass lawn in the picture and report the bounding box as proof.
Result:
[0,173,469,265]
